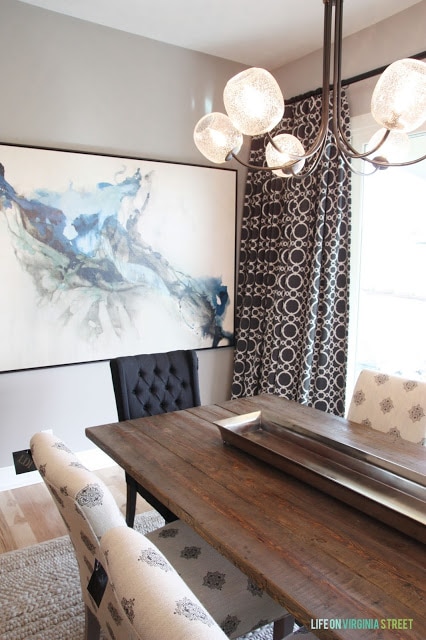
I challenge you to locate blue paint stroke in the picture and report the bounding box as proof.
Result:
[0,161,232,348]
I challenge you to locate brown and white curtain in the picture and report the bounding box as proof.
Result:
[232,89,351,416]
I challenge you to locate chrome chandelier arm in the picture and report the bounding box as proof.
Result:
[364,152,426,168]
[331,0,387,161]
[230,131,329,179]
[337,147,379,177]
[332,0,361,158]
[294,0,333,161]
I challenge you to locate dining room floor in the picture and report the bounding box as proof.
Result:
[0,465,151,553]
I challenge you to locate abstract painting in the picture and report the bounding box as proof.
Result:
[0,144,236,372]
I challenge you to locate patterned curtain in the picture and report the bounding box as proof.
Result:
[231,89,351,416]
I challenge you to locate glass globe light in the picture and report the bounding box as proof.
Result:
[371,58,426,133]
[193,112,243,164]
[265,134,305,177]
[223,68,284,136]
[366,128,410,166]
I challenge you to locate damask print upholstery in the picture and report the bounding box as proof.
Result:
[100,526,229,639]
[146,521,308,639]
[30,431,126,640]
[347,370,426,445]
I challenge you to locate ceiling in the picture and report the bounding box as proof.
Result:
[18,0,423,69]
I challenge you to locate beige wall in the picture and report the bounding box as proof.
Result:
[0,0,246,472]
[0,0,424,477]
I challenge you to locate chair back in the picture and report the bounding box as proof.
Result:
[100,526,229,640]
[110,350,201,420]
[30,432,126,637]
[347,370,426,445]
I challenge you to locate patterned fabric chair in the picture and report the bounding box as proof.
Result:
[30,432,295,640]
[347,370,426,445]
[110,350,201,526]
[99,525,230,640]
[145,520,295,640]
[101,527,314,640]
[30,431,126,640]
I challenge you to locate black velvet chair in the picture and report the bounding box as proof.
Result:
[110,350,201,526]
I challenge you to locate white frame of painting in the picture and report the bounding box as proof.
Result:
[0,143,236,372]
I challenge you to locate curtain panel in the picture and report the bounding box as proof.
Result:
[232,90,351,416]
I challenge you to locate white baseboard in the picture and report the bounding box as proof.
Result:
[0,448,116,492]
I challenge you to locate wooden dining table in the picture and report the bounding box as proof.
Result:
[86,394,425,640]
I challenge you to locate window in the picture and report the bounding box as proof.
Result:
[347,116,426,404]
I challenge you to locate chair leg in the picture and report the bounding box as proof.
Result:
[125,473,137,527]
[125,472,179,526]
[273,614,295,639]
[84,604,101,640]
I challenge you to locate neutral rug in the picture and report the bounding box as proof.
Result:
[0,511,276,640]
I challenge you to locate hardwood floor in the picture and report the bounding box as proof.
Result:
[0,465,151,554]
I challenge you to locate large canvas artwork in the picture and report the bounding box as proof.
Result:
[0,144,236,372]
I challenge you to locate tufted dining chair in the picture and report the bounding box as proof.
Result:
[110,350,201,526]
[30,431,296,640]
[347,369,426,445]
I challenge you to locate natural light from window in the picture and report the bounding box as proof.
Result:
[348,123,426,402]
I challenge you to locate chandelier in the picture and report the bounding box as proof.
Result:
[193,0,426,178]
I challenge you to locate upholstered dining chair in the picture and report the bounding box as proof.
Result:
[347,369,426,445]
[110,350,201,526]
[102,526,315,640]
[99,525,229,640]
[30,431,126,640]
[30,431,296,640]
